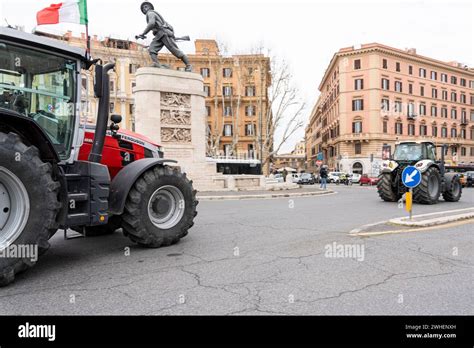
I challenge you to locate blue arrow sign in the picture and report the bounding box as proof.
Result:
[402,166,421,188]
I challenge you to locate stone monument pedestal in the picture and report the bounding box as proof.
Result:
[134,68,219,191]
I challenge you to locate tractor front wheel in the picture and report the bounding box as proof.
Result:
[413,167,441,205]
[0,132,60,286]
[377,173,400,202]
[122,165,198,248]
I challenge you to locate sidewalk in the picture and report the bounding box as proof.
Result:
[197,186,334,201]
[389,207,474,227]
[350,207,474,236]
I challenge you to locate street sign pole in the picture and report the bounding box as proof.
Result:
[410,188,413,220]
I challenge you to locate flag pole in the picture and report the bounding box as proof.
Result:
[85,22,91,58]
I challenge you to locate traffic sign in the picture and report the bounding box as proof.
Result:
[402,166,421,188]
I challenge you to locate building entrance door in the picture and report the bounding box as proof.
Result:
[352,162,363,174]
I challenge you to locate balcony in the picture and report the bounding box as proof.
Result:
[407,113,417,120]
[460,118,469,125]
[340,133,371,143]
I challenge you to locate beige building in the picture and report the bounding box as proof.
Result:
[35,32,271,172]
[306,43,474,176]
[273,141,306,173]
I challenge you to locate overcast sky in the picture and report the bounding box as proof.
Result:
[1,0,473,153]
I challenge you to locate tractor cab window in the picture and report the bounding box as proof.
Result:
[426,143,437,161]
[0,41,77,159]
[393,143,423,162]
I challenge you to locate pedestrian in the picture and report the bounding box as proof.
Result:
[319,165,328,190]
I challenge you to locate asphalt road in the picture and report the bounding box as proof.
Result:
[1,185,473,315]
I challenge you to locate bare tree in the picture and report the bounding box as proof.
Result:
[261,57,306,172]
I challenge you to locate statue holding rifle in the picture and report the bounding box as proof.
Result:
[136,2,192,72]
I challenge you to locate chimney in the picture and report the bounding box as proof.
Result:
[406,48,417,55]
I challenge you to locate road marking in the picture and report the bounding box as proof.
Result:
[200,191,338,201]
[349,218,474,237]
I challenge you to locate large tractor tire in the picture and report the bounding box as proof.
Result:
[443,176,462,202]
[377,173,400,202]
[0,132,60,286]
[122,165,198,248]
[84,216,122,237]
[413,167,441,205]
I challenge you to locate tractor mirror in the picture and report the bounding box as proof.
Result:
[110,114,122,124]
[94,65,103,98]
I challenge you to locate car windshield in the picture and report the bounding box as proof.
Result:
[0,41,77,159]
[393,143,423,161]
[301,174,311,178]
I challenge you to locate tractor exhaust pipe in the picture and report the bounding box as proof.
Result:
[89,62,116,163]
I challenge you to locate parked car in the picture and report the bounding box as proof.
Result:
[328,172,342,183]
[273,173,284,183]
[291,173,301,183]
[298,173,316,185]
[359,174,379,186]
[466,171,474,187]
[351,173,362,183]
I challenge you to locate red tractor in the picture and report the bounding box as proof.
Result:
[0,27,198,286]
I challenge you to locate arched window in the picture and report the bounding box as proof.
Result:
[352,162,363,174]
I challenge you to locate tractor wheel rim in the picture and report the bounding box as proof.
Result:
[147,185,185,229]
[452,181,461,196]
[0,167,30,251]
[428,174,440,199]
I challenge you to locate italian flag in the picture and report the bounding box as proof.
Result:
[37,0,88,26]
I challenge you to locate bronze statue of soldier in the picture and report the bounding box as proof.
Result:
[136,2,192,72]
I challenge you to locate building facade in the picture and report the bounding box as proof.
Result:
[36,32,271,171]
[306,43,474,176]
[273,141,306,173]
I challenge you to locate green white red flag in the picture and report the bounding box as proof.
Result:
[37,0,88,26]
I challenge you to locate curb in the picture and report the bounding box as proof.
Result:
[389,208,474,227]
[198,190,334,201]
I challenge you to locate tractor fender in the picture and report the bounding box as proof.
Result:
[414,160,436,173]
[0,110,59,162]
[108,158,178,215]
[380,160,399,173]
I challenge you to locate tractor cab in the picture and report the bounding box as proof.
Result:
[0,27,88,162]
[392,142,437,164]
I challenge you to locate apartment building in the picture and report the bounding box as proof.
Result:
[306,43,474,176]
